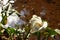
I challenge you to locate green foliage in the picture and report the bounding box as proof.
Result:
[0,31,2,35]
[0,25,3,31]
[5,27,16,36]
[0,24,3,35]
[46,27,57,36]
[1,13,7,25]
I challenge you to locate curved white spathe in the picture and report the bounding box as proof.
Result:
[29,15,42,26]
[30,15,48,33]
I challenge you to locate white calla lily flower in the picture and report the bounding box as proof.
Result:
[4,13,26,28]
[29,15,42,27]
[30,15,48,33]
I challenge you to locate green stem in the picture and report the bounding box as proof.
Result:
[24,30,30,40]
[37,31,40,40]
[45,35,49,40]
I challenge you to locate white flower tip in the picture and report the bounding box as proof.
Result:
[18,29,22,31]
[33,15,37,18]
[42,21,48,28]
[55,29,60,34]
[51,35,55,38]
[10,1,14,3]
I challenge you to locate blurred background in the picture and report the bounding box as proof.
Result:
[13,0,60,40]
[14,0,60,29]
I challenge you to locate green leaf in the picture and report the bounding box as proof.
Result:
[1,15,7,25]
[46,27,57,35]
[5,27,16,36]
[0,25,3,31]
[0,32,2,35]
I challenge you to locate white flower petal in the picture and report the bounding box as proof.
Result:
[0,7,2,13]
[30,15,43,33]
[55,29,60,34]
[5,13,26,28]
[51,35,55,38]
[38,26,44,31]
[18,28,25,33]
[18,29,22,32]
[3,0,9,5]
[30,15,42,26]
[42,21,48,28]
[27,33,30,38]
[7,13,19,27]
[33,15,37,18]
[0,16,2,22]
[39,21,48,30]
[10,0,14,3]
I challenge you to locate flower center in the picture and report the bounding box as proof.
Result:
[35,23,42,28]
